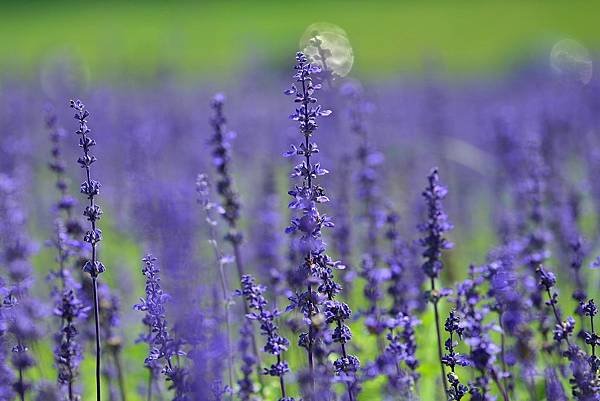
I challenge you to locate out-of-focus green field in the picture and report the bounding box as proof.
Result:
[0,0,599,79]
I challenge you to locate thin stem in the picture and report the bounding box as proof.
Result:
[431,277,449,398]
[111,347,127,401]
[301,73,317,396]
[204,203,235,391]
[325,291,354,401]
[209,96,262,386]
[17,364,24,401]
[92,277,102,401]
[307,282,315,378]
[277,355,287,398]
[545,287,572,349]
[591,314,596,357]
[74,100,103,401]
[338,325,355,401]
[491,369,511,401]
[68,380,74,401]
[66,316,75,401]
[146,368,153,401]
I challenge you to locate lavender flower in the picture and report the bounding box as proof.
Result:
[332,154,353,291]
[545,368,568,401]
[237,321,257,401]
[419,167,453,398]
[297,364,335,401]
[419,168,454,280]
[534,266,600,399]
[284,52,358,400]
[456,268,508,401]
[47,106,83,239]
[252,168,285,304]
[385,208,424,315]
[238,275,293,401]
[0,175,42,401]
[442,311,468,401]
[71,100,104,278]
[53,289,87,401]
[569,236,588,320]
[0,277,15,400]
[569,347,600,401]
[71,99,105,401]
[537,266,575,349]
[521,139,551,312]
[134,255,188,400]
[209,94,243,262]
[341,80,382,256]
[33,381,61,401]
[208,94,261,384]
[196,173,234,391]
[47,110,89,400]
[487,244,537,391]
[342,81,387,342]
[581,300,599,365]
[372,313,421,398]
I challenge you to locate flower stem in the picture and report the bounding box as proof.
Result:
[491,369,511,401]
[146,368,153,401]
[17,365,24,401]
[111,347,127,401]
[591,314,596,357]
[92,277,102,401]
[431,278,449,398]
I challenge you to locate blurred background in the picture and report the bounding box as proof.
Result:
[1,0,599,80]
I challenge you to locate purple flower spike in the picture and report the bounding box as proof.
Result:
[419,168,453,280]
[237,275,294,401]
[284,52,358,401]
[71,98,106,401]
[134,255,189,400]
[419,167,453,399]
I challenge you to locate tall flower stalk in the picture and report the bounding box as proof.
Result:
[196,173,234,391]
[47,107,84,240]
[253,168,285,305]
[70,99,105,401]
[134,255,189,401]
[47,106,88,401]
[442,310,468,400]
[238,275,294,401]
[98,284,127,401]
[343,82,387,345]
[0,175,42,401]
[419,168,453,398]
[208,94,262,385]
[0,275,16,400]
[582,299,599,366]
[54,287,87,401]
[284,52,358,400]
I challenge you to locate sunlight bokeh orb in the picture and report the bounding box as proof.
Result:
[550,39,593,85]
[300,22,354,78]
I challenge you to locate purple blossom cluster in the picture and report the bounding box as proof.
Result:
[284,52,359,400]
[134,255,189,400]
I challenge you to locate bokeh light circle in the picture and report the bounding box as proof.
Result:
[300,22,354,78]
[550,39,593,85]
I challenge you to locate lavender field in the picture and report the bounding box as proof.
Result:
[1,4,600,401]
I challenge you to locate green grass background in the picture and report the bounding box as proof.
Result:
[0,0,599,79]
